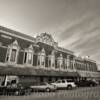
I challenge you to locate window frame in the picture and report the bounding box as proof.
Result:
[23,45,34,66]
[5,40,19,64]
[37,48,45,67]
[48,51,55,68]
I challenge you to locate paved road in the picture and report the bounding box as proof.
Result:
[0,86,100,100]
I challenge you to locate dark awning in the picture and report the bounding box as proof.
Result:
[0,66,78,77]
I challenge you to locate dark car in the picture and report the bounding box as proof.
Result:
[75,80,98,87]
[0,84,32,95]
[0,86,6,95]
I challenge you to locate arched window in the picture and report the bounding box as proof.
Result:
[24,44,33,65]
[6,40,19,64]
[37,48,45,67]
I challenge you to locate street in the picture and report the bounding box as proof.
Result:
[0,86,100,100]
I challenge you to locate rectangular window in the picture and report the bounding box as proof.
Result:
[42,61,44,65]
[52,63,54,67]
[6,49,10,62]
[55,59,57,68]
[0,47,7,63]
[24,52,27,63]
[38,60,40,66]
[49,59,51,67]
[10,49,17,62]
[57,59,60,68]
[33,54,37,66]
[24,52,33,64]
[38,55,40,66]
[27,52,32,64]
[51,57,55,68]
[41,56,45,66]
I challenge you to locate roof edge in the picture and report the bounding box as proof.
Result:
[0,25,35,42]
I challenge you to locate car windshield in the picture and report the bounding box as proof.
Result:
[56,80,62,83]
[40,82,51,85]
[48,83,52,85]
[66,79,74,82]
[40,83,47,85]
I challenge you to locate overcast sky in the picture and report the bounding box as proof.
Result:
[0,0,100,70]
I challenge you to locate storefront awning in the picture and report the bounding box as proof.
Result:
[0,66,78,77]
[77,71,100,78]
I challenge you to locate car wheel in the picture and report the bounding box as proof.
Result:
[67,85,72,90]
[90,84,93,87]
[26,89,31,95]
[15,91,19,96]
[45,88,50,92]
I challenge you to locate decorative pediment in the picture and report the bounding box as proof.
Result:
[60,54,63,57]
[36,33,57,47]
[41,48,45,53]
[28,44,33,50]
[51,50,55,55]
[24,44,34,53]
[8,40,19,49]
[12,40,18,46]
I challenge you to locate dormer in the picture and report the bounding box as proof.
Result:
[6,40,19,64]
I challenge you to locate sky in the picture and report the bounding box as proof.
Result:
[0,0,100,70]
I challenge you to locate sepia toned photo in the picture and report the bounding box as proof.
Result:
[0,0,100,100]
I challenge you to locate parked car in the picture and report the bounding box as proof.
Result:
[51,79,76,90]
[0,86,6,95]
[30,82,57,92]
[98,80,100,85]
[0,84,32,95]
[75,79,98,87]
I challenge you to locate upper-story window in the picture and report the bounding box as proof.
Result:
[57,54,63,69]
[66,55,71,69]
[6,40,19,64]
[24,44,33,65]
[10,49,17,62]
[64,58,67,69]
[37,48,45,67]
[0,42,2,46]
[48,50,55,68]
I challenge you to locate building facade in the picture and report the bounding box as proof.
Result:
[0,26,100,86]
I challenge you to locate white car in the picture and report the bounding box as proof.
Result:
[30,82,57,92]
[51,79,76,90]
